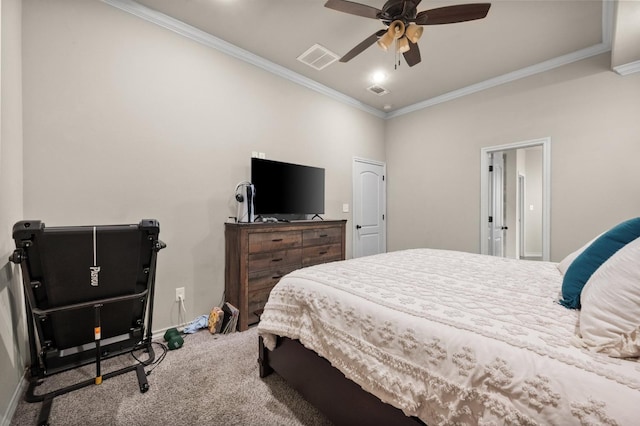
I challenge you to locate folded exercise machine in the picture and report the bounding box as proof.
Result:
[10,219,166,426]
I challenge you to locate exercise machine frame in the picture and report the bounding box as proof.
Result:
[10,219,166,425]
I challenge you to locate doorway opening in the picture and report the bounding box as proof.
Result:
[480,138,551,261]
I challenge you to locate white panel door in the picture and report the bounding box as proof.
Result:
[489,152,506,257]
[353,159,386,258]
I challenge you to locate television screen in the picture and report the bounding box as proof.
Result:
[251,158,325,216]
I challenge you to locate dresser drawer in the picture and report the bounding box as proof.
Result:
[302,243,342,267]
[246,288,271,324]
[249,231,302,253]
[249,248,302,272]
[248,264,299,291]
[247,287,272,325]
[303,227,342,247]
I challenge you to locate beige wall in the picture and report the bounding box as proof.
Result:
[1,0,27,422]
[386,53,640,261]
[21,0,385,334]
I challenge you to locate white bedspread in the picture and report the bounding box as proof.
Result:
[258,249,640,425]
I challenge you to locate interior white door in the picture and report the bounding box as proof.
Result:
[353,159,386,258]
[488,152,506,257]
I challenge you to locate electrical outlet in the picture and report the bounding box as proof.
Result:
[175,287,185,302]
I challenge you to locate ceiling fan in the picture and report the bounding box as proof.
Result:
[325,0,491,67]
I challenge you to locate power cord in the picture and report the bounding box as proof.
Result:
[131,341,168,376]
[179,295,187,325]
[129,294,188,377]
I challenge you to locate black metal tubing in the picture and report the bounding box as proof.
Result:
[30,290,148,316]
[25,362,142,403]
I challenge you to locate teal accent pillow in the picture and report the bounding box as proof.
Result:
[560,217,640,309]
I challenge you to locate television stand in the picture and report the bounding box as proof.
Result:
[310,214,323,220]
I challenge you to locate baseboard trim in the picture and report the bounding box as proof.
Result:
[2,372,27,426]
[524,252,543,258]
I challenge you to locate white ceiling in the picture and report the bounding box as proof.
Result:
[108,0,611,117]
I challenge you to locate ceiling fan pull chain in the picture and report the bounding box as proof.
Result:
[394,39,397,69]
[394,39,400,70]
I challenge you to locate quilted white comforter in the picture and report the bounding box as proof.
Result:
[258,249,640,425]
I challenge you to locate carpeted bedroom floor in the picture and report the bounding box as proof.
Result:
[10,327,332,425]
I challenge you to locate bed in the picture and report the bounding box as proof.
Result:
[257,247,640,425]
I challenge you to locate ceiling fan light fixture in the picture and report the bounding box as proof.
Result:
[388,20,405,39]
[377,19,405,52]
[405,24,423,44]
[377,31,394,51]
[397,36,410,53]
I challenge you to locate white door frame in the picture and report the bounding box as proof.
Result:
[518,173,526,259]
[480,137,551,261]
[352,157,387,257]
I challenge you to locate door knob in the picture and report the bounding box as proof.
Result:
[356,225,362,229]
[501,226,508,230]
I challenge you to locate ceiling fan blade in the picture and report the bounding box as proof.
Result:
[324,0,382,19]
[403,40,421,67]
[340,29,386,62]
[415,3,491,25]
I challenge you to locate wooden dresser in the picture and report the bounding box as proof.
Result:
[225,220,346,331]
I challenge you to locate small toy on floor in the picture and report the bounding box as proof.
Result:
[208,307,224,334]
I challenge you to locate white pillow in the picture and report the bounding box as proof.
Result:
[557,247,582,275]
[577,237,640,357]
[557,235,598,275]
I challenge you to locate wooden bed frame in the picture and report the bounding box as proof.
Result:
[259,336,425,425]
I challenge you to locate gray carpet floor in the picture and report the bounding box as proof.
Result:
[10,327,333,425]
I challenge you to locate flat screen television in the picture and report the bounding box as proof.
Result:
[251,158,325,218]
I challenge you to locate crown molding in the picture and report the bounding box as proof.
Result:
[385,42,611,119]
[387,0,614,119]
[103,0,614,120]
[100,0,386,119]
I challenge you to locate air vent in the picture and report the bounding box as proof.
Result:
[297,44,340,70]
[367,85,390,96]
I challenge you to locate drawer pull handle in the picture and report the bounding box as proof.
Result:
[271,258,283,262]
[319,234,328,238]
[271,238,283,242]
[319,251,328,255]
